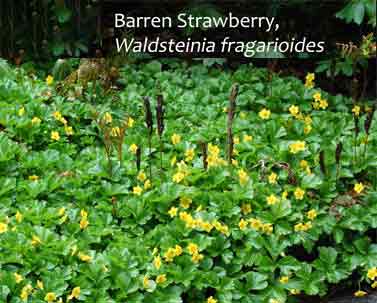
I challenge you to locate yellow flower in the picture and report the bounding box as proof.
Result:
[103,112,112,124]
[289,105,299,116]
[53,111,62,120]
[372,281,377,288]
[239,219,248,230]
[289,141,306,154]
[279,276,289,284]
[175,244,183,255]
[180,197,192,209]
[191,253,204,263]
[238,169,249,186]
[268,172,278,184]
[354,290,367,297]
[127,117,135,127]
[14,272,24,283]
[156,274,167,284]
[319,99,328,109]
[352,105,361,117]
[262,223,273,234]
[28,175,39,181]
[185,148,195,162]
[367,267,377,280]
[173,172,185,183]
[144,179,151,190]
[290,289,300,295]
[171,134,181,145]
[223,107,228,113]
[269,299,280,303]
[31,235,42,246]
[153,256,162,270]
[32,117,41,125]
[20,284,33,301]
[294,221,312,232]
[307,209,317,220]
[18,106,26,116]
[313,92,321,102]
[15,211,23,223]
[143,275,151,288]
[294,187,305,200]
[243,134,253,142]
[68,286,81,300]
[37,280,44,289]
[266,194,278,205]
[65,126,74,136]
[207,296,217,303]
[129,144,138,154]
[78,252,92,262]
[80,217,89,229]
[133,186,143,195]
[46,75,54,85]
[137,171,147,182]
[354,182,364,194]
[164,247,177,262]
[0,222,8,234]
[259,108,271,119]
[306,73,315,82]
[80,210,88,218]
[44,292,56,302]
[241,203,252,215]
[51,131,60,141]
[58,207,65,216]
[187,243,199,255]
[168,207,178,218]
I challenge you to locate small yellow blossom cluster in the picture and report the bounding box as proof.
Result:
[312,92,328,110]
[238,169,249,186]
[207,143,227,168]
[266,194,279,205]
[289,141,306,154]
[46,75,54,85]
[305,73,315,88]
[367,267,377,288]
[137,171,151,190]
[129,143,138,154]
[20,284,33,301]
[185,148,195,162]
[294,187,305,200]
[207,296,217,303]
[300,160,312,175]
[268,172,278,184]
[294,221,312,232]
[354,182,364,194]
[163,244,183,262]
[179,211,213,233]
[249,218,273,234]
[171,133,181,145]
[352,105,361,117]
[31,234,42,246]
[173,160,190,183]
[80,209,89,230]
[187,242,204,263]
[67,286,81,300]
[58,207,68,224]
[51,111,74,139]
[0,221,8,234]
[103,112,112,124]
[354,290,367,297]
[259,108,271,119]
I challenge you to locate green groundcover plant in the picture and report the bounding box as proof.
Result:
[0,59,376,303]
